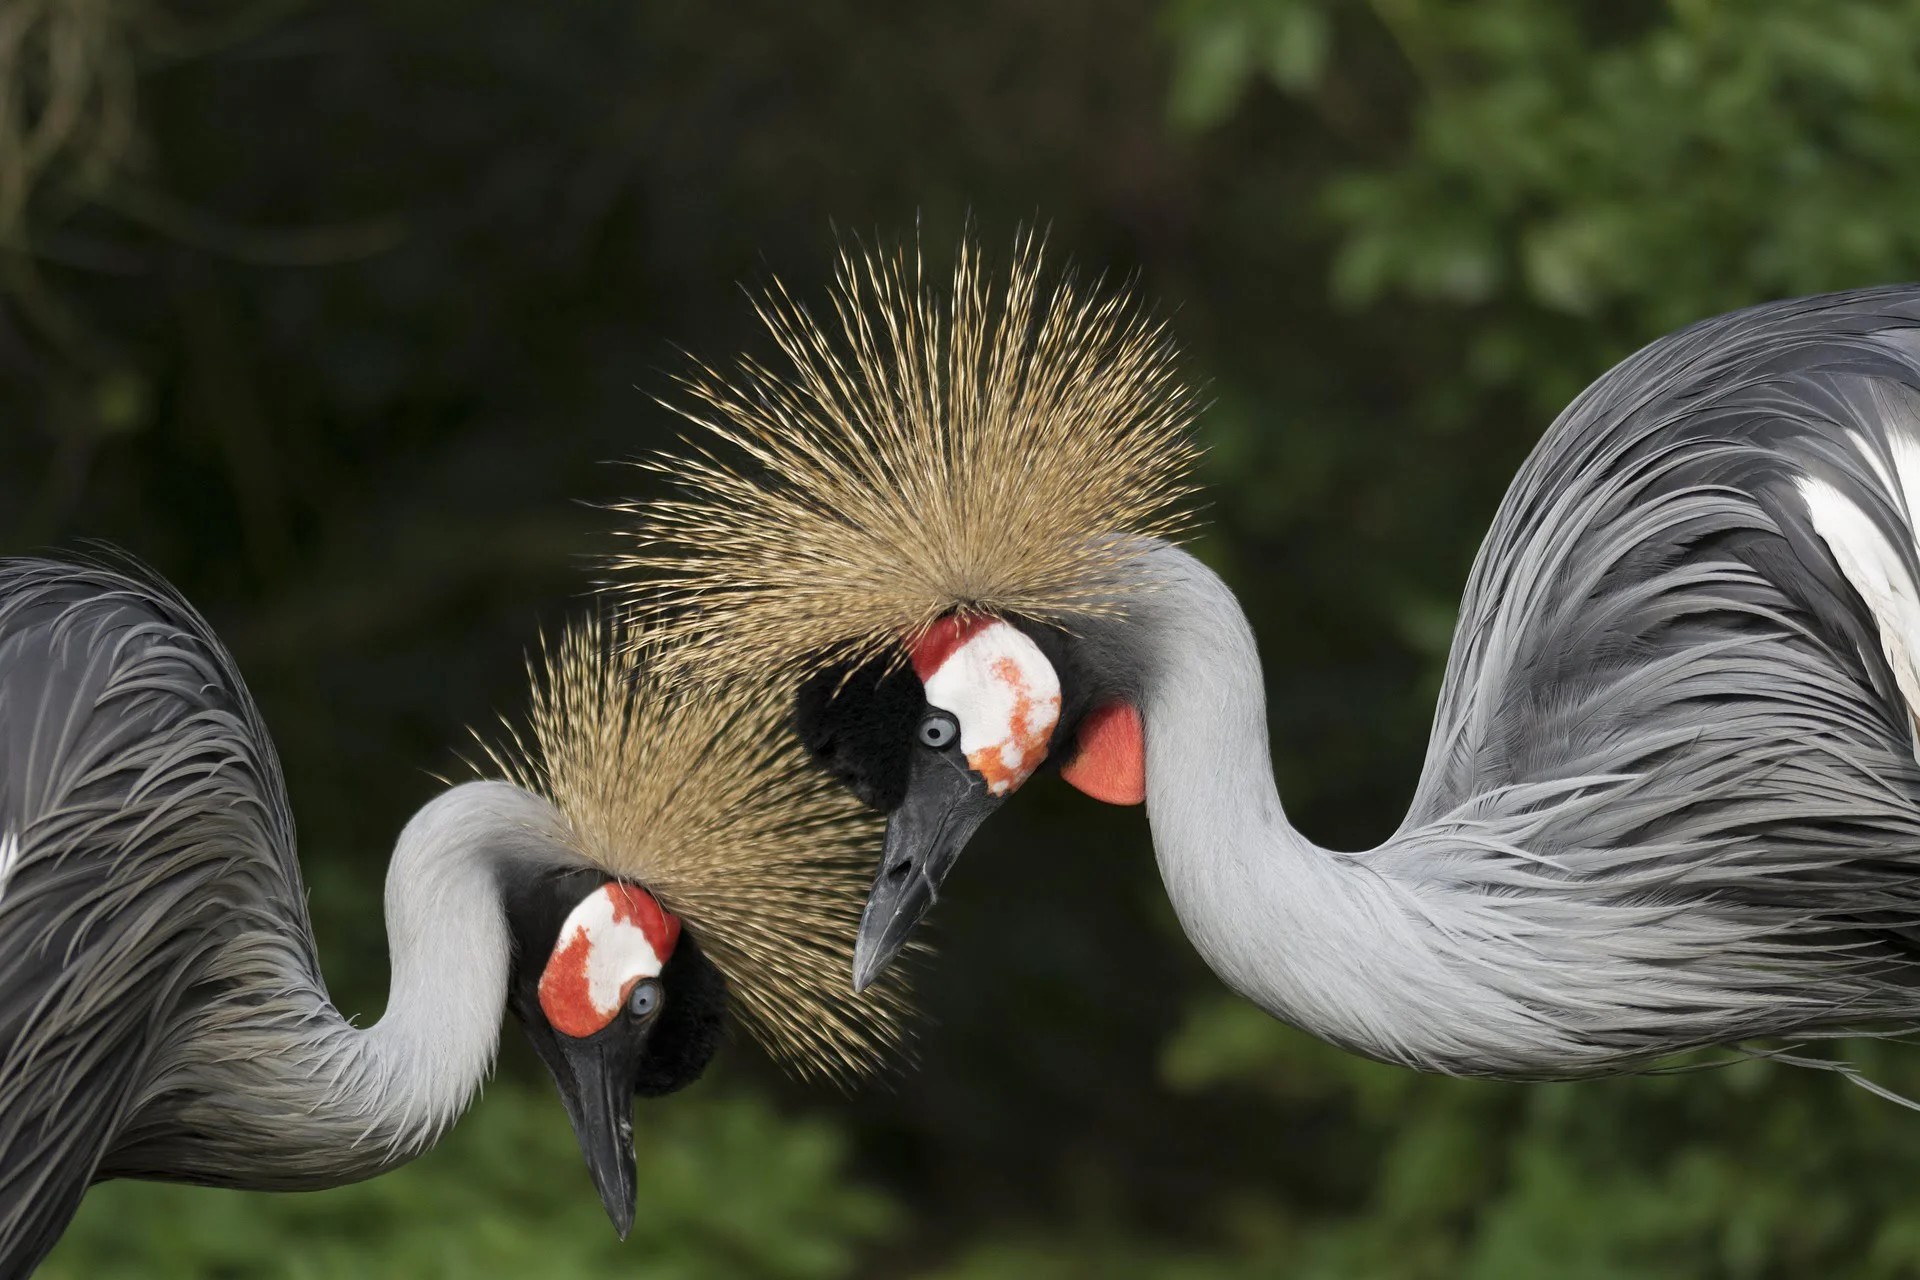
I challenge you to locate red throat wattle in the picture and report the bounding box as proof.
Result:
[1061,702,1146,805]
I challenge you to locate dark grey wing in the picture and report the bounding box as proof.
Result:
[1405,285,1920,881]
[0,558,310,1274]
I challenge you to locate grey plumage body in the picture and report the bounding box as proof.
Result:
[0,560,571,1274]
[631,253,1920,1090]
[1096,286,1920,1077]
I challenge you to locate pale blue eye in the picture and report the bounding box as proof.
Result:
[629,980,662,1018]
[919,711,958,749]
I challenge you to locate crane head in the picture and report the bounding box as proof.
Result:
[504,866,725,1238]
[797,613,1147,991]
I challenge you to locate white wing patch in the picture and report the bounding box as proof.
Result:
[1797,471,1920,759]
[0,830,19,905]
[1851,397,1920,525]
[1889,427,1920,528]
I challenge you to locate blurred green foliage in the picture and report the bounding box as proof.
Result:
[1152,998,1920,1278]
[12,0,1920,1276]
[1175,0,1920,416]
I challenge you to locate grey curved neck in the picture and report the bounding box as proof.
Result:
[1104,543,1525,1068]
[146,781,567,1189]
[348,781,565,1153]
[1099,547,1360,1031]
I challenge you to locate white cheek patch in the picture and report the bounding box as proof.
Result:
[914,618,1062,795]
[538,883,681,1039]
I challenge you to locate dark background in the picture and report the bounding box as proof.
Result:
[15,1,1920,1276]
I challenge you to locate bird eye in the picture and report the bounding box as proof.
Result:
[628,980,662,1019]
[918,711,959,749]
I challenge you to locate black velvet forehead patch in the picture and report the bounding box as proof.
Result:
[791,650,925,813]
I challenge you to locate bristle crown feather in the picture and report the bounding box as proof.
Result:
[484,614,914,1084]
[613,229,1203,681]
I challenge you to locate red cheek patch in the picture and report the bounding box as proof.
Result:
[538,883,680,1039]
[1060,702,1146,805]
[540,926,601,1039]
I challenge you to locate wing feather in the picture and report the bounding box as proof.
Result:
[1414,287,1920,828]
[0,558,308,1272]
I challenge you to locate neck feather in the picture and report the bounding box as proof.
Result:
[1113,543,1590,1072]
[350,780,561,1146]
[125,781,567,1189]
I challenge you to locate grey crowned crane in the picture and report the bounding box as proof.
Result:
[620,236,1920,1091]
[0,559,905,1276]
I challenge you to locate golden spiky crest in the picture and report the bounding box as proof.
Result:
[486,614,912,1084]
[614,231,1203,677]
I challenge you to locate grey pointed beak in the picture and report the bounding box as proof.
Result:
[541,1030,646,1237]
[852,754,1002,991]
